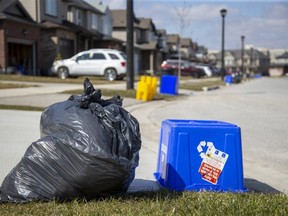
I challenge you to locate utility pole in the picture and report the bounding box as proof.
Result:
[126,0,134,89]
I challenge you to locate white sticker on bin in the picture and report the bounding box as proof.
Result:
[197,141,229,185]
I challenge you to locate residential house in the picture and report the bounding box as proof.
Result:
[166,35,200,62]
[0,0,41,75]
[137,18,163,74]
[20,0,106,74]
[195,45,208,63]
[111,9,141,73]
[111,10,164,75]
[215,49,270,76]
[157,29,169,59]
[207,50,218,65]
[15,0,121,75]
[83,0,123,50]
[271,50,288,65]
[64,0,104,51]
[250,49,270,75]
[19,0,75,74]
[180,38,193,60]
[231,50,250,71]
[223,51,235,69]
[84,0,112,37]
[268,49,288,76]
[166,34,180,59]
[191,42,199,62]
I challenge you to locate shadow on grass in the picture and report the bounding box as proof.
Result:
[128,179,160,192]
[92,177,283,203]
[128,178,283,195]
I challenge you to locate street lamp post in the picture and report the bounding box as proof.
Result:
[220,9,227,80]
[241,35,245,79]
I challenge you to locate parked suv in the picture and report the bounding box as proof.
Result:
[51,49,127,81]
[160,59,205,78]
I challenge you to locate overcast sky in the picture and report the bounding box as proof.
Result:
[102,0,288,51]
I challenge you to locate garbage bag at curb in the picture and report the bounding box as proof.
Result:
[0,78,141,203]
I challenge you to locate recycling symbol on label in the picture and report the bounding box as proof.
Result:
[197,140,215,159]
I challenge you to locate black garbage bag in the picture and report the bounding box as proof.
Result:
[0,78,141,203]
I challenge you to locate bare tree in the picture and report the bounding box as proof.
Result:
[173,2,192,80]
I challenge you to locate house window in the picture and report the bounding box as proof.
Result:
[45,0,57,16]
[103,16,109,34]
[91,13,98,30]
[101,16,106,35]
[136,30,141,43]
[144,31,150,42]
[76,9,83,26]
[67,10,73,22]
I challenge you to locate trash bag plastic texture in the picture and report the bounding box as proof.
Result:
[0,78,141,203]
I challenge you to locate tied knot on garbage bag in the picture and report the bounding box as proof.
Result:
[0,78,141,203]
[76,78,123,109]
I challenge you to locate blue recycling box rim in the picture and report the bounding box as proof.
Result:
[163,119,238,128]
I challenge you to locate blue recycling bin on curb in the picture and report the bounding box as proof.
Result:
[154,119,246,192]
[160,75,178,95]
[225,75,233,84]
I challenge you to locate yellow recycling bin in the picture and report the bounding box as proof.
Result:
[136,76,158,101]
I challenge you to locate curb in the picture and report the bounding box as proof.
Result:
[202,85,220,92]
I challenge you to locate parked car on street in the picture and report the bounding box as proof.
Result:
[209,65,221,77]
[195,64,213,77]
[51,49,127,81]
[160,59,205,78]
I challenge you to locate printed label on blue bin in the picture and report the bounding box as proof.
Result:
[197,141,229,184]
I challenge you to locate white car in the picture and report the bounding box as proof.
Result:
[51,49,127,81]
[195,65,213,77]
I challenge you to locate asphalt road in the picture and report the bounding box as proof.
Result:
[0,77,287,194]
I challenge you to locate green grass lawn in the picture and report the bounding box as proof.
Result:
[0,104,44,111]
[0,82,38,89]
[0,74,136,84]
[1,190,287,215]
[0,74,225,92]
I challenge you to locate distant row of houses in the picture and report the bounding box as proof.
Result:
[0,0,287,76]
[209,46,288,76]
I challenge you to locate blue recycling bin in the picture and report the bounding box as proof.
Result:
[225,75,233,84]
[160,75,178,95]
[154,119,246,192]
